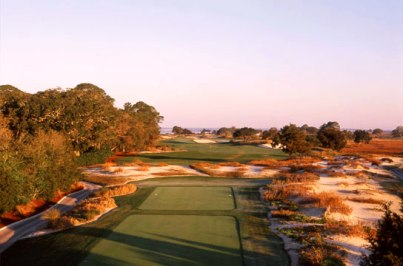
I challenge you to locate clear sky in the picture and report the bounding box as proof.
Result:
[0,0,402,129]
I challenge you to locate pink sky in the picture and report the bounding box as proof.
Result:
[1,1,402,129]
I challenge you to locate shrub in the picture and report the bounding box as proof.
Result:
[42,209,61,228]
[95,184,137,197]
[361,202,403,266]
[53,216,79,230]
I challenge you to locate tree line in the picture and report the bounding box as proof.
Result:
[0,83,162,213]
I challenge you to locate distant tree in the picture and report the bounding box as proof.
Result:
[233,127,259,141]
[262,127,278,140]
[273,124,311,156]
[317,122,347,151]
[372,128,384,136]
[172,126,193,135]
[182,128,193,135]
[217,127,236,138]
[201,129,211,135]
[343,130,354,141]
[172,126,184,134]
[354,130,372,144]
[300,124,319,135]
[392,126,403,138]
[361,202,403,266]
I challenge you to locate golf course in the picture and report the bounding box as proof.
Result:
[1,139,289,266]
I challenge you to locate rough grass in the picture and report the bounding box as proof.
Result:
[190,162,247,178]
[342,139,403,156]
[94,184,137,198]
[82,175,131,186]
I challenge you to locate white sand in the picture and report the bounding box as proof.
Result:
[192,138,216,144]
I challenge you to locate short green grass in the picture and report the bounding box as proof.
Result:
[139,187,235,210]
[118,138,287,165]
[1,177,289,266]
[79,215,243,266]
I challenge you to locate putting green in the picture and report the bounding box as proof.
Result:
[80,215,243,266]
[139,186,235,210]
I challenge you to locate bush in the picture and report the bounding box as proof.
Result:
[95,184,137,197]
[42,209,61,228]
[361,202,403,266]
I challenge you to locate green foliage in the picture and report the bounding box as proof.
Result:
[353,130,372,144]
[392,126,403,138]
[361,202,403,266]
[172,126,193,135]
[273,124,312,156]
[317,122,347,151]
[233,127,259,141]
[262,127,278,140]
[216,126,237,138]
[76,149,113,166]
[372,128,383,136]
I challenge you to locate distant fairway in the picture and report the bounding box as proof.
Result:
[139,186,235,210]
[118,138,287,165]
[79,215,243,266]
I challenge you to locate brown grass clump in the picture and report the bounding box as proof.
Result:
[190,163,247,177]
[342,139,403,156]
[53,216,80,230]
[155,162,169,167]
[41,209,61,228]
[250,157,322,169]
[82,174,131,186]
[218,161,243,167]
[264,181,310,201]
[95,184,137,198]
[327,171,347,178]
[299,245,345,266]
[314,192,352,215]
[345,197,384,205]
[152,169,189,176]
[250,158,281,168]
[68,196,117,222]
[102,161,117,171]
[274,172,320,183]
[324,219,375,238]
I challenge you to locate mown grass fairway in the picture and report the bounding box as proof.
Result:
[80,215,242,266]
[1,177,289,266]
[118,138,287,165]
[139,187,235,210]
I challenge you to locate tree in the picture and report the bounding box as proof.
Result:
[233,127,259,141]
[273,124,311,156]
[115,102,163,151]
[262,127,278,140]
[392,126,403,138]
[300,124,319,135]
[361,202,403,266]
[354,130,372,144]
[317,122,347,151]
[372,128,383,136]
[172,126,193,135]
[216,127,236,138]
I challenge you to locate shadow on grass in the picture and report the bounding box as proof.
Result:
[81,228,243,266]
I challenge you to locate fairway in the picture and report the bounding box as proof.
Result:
[118,138,288,165]
[80,215,243,266]
[139,186,235,210]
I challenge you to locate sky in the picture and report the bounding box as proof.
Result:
[0,0,402,130]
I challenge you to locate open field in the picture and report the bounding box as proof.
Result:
[1,177,289,266]
[117,138,288,165]
[139,186,235,210]
[80,215,243,266]
[342,139,403,156]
